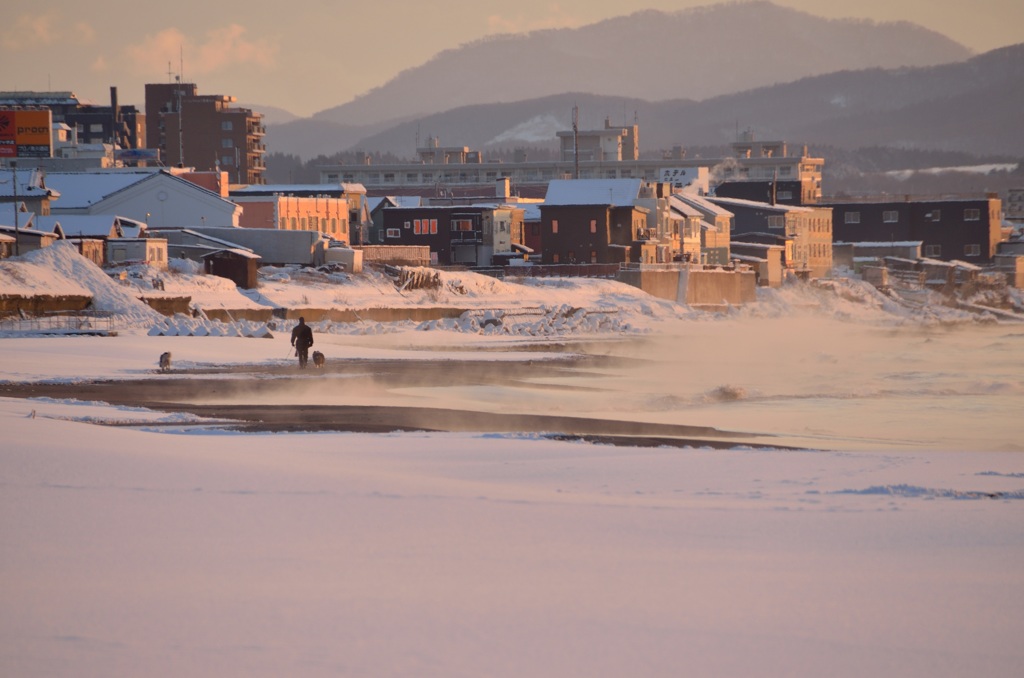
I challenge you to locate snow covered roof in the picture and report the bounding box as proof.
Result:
[368,196,424,211]
[35,214,119,238]
[543,179,643,207]
[521,204,542,221]
[834,241,923,247]
[706,195,814,213]
[668,195,702,218]
[201,247,262,260]
[232,183,367,196]
[151,228,255,252]
[0,169,60,200]
[731,242,784,252]
[0,205,35,229]
[674,191,733,217]
[41,171,160,209]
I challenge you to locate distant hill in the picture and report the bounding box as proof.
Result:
[241,104,299,126]
[310,1,970,128]
[295,43,1024,161]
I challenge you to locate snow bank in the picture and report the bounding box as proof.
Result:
[10,242,162,324]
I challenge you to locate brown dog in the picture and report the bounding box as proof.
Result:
[312,351,325,368]
[158,351,172,372]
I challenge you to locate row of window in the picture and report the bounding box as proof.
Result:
[844,208,982,224]
[279,216,346,234]
[921,244,982,257]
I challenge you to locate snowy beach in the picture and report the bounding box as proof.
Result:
[2,243,1023,676]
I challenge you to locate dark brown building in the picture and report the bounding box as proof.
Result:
[825,195,1003,263]
[145,82,266,184]
[538,204,645,264]
[380,205,524,266]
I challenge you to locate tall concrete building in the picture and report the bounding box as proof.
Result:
[145,81,266,184]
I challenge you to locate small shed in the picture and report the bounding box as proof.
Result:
[202,248,261,289]
[106,238,169,270]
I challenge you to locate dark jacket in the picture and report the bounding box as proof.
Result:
[291,322,314,349]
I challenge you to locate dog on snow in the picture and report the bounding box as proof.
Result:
[158,351,172,372]
[312,351,325,368]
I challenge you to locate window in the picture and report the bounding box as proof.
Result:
[404,221,411,229]
[279,217,286,229]
[964,208,980,221]
[883,211,898,223]
[90,123,103,133]
[386,228,401,238]
[452,219,474,231]
[590,219,597,234]
[383,173,395,183]
[777,190,792,200]
[551,220,558,234]
[221,138,234,148]
[767,215,784,229]
[430,219,438,235]
[406,173,418,182]
[221,121,233,131]
[290,217,297,229]
[964,244,981,256]
[927,210,941,222]
[591,250,598,263]
[414,219,421,235]
[221,155,234,166]
[845,211,860,224]
[552,253,560,263]
[924,244,941,257]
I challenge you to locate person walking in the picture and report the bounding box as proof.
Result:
[290,316,314,368]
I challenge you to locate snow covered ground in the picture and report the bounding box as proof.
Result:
[2,243,1023,677]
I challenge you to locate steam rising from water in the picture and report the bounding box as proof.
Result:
[190,313,1022,452]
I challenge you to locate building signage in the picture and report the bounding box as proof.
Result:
[114,148,161,161]
[0,109,53,158]
[660,167,702,189]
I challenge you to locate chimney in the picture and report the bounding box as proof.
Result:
[110,86,120,145]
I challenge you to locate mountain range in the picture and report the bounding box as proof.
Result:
[259,1,1020,162]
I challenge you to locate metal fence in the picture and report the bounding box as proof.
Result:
[0,311,118,334]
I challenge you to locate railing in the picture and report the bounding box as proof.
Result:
[0,310,118,334]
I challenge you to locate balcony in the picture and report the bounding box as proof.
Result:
[450,231,482,243]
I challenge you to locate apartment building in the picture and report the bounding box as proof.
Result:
[379,204,525,267]
[708,196,833,278]
[145,82,266,184]
[824,195,1003,263]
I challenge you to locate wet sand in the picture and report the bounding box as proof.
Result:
[0,356,796,449]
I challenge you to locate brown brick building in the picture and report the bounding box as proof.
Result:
[145,82,266,184]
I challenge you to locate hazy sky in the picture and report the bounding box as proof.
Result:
[4,0,1022,118]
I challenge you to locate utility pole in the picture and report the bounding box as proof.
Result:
[11,161,19,257]
[572,104,579,180]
